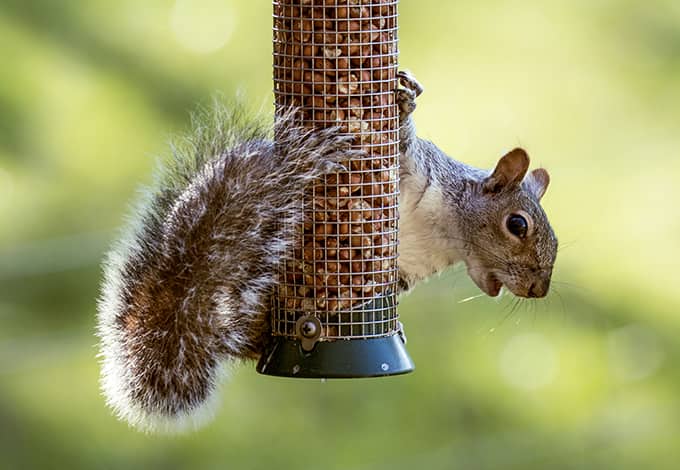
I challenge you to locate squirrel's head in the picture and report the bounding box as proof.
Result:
[455,148,557,298]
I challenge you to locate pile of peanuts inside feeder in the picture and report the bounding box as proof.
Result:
[273,0,400,339]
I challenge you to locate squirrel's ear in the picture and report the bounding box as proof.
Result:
[527,168,550,200]
[483,148,530,193]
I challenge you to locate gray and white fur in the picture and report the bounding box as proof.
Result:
[97,105,359,432]
[97,73,557,433]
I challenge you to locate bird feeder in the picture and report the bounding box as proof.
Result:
[257,0,414,378]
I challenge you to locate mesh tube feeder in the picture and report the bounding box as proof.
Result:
[256,0,414,378]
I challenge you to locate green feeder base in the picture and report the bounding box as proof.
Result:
[256,332,414,379]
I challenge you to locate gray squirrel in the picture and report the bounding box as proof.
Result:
[97,71,557,433]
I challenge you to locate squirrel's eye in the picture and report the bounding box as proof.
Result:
[506,214,528,239]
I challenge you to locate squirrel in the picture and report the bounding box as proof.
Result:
[96,71,557,433]
[395,72,557,297]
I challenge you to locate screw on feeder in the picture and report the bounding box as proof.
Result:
[301,320,318,338]
[296,315,322,352]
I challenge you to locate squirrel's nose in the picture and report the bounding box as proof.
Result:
[528,278,551,298]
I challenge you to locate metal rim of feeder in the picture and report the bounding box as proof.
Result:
[257,0,414,378]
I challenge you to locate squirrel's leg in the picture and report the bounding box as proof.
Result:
[396,71,429,294]
[397,70,423,154]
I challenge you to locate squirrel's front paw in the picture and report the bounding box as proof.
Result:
[397,71,423,123]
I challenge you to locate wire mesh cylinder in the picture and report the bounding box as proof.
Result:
[272,0,399,342]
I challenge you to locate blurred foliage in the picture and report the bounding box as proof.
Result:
[1,0,679,469]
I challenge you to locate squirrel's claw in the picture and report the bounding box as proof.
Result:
[396,70,423,123]
[397,70,423,97]
[397,88,417,123]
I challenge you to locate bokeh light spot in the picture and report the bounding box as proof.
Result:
[0,167,14,202]
[607,324,665,382]
[170,0,236,54]
[499,333,558,391]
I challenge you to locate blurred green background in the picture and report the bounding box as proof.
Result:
[1,0,679,468]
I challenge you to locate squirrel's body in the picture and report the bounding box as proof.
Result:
[97,73,557,432]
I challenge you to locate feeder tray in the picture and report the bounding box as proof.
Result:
[257,0,414,378]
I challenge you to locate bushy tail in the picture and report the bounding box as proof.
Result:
[97,101,355,433]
